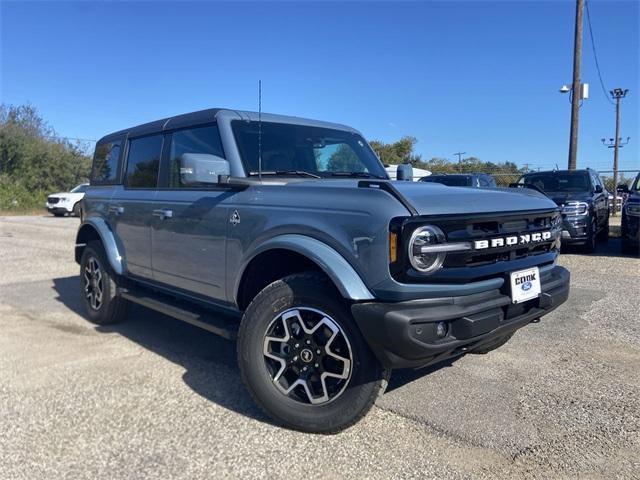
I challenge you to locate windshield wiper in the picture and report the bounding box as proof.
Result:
[328,171,385,179]
[249,170,321,179]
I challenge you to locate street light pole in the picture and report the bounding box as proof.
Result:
[608,88,629,216]
[567,0,584,170]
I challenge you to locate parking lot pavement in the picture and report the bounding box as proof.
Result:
[1,215,639,479]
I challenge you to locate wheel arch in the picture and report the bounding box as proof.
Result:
[234,234,374,310]
[75,218,124,275]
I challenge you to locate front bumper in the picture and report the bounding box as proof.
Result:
[560,215,590,244]
[352,265,570,369]
[46,203,72,214]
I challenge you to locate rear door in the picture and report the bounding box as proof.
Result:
[151,124,230,301]
[109,134,163,279]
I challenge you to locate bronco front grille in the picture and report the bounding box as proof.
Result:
[392,208,561,284]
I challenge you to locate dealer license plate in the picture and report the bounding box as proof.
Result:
[509,267,541,304]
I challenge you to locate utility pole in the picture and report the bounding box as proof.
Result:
[602,88,629,216]
[453,151,466,163]
[568,0,584,170]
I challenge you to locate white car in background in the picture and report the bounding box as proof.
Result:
[46,183,89,217]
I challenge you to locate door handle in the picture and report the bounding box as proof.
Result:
[152,208,173,219]
[108,205,124,215]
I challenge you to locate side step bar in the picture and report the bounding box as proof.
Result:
[119,287,239,340]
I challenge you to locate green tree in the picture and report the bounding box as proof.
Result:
[0,104,92,210]
[369,136,422,166]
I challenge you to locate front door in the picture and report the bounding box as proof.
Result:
[151,190,230,300]
[150,124,231,301]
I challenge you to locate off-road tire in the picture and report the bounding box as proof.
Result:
[471,333,514,354]
[80,240,129,325]
[237,272,389,433]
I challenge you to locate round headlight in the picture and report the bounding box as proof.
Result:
[408,225,447,274]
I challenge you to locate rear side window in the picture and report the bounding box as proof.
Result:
[167,125,224,188]
[125,135,163,188]
[91,141,121,184]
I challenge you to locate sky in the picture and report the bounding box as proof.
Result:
[1,0,638,172]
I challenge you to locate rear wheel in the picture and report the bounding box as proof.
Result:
[237,272,389,433]
[73,202,82,218]
[79,241,129,325]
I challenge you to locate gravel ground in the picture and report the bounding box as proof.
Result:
[1,215,638,479]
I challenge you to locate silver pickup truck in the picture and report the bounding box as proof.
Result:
[75,108,570,432]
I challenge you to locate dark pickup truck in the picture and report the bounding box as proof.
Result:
[514,169,610,252]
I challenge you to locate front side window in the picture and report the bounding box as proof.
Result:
[168,125,224,188]
[125,135,162,188]
[232,121,387,178]
[91,141,121,183]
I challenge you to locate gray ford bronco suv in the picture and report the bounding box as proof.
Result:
[76,108,570,432]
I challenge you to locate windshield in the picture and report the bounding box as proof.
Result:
[519,172,590,193]
[70,184,88,193]
[632,174,640,192]
[421,176,472,187]
[232,121,387,178]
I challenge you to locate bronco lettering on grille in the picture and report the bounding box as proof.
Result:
[473,231,552,250]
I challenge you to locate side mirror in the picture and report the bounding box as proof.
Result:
[179,153,230,185]
[396,163,413,181]
[617,184,630,194]
[594,184,603,193]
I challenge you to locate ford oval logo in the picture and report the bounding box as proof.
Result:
[522,281,532,291]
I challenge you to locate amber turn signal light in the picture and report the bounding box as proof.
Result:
[389,231,398,263]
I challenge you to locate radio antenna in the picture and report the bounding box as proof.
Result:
[258,80,262,181]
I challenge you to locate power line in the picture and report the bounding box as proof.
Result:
[585,0,615,105]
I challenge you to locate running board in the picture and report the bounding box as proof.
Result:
[119,288,239,340]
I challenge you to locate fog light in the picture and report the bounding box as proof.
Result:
[436,322,448,338]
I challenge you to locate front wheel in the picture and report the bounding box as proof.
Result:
[237,273,389,433]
